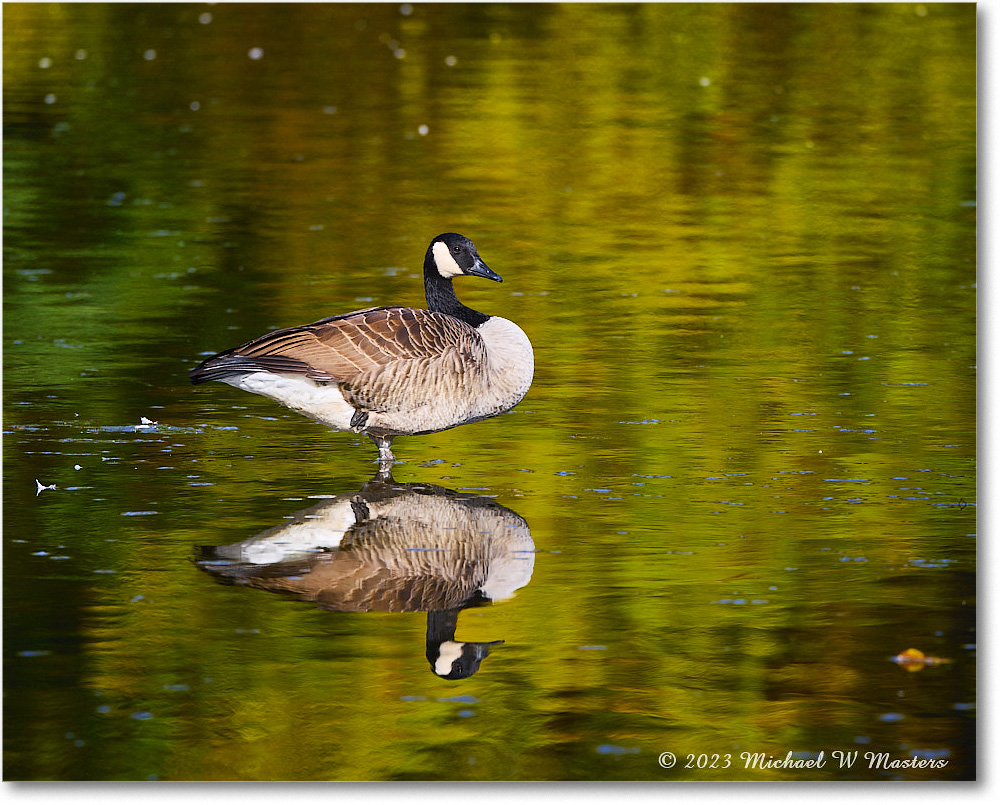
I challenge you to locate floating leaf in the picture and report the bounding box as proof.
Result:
[892,648,952,671]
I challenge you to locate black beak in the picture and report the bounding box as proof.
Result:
[466,256,503,283]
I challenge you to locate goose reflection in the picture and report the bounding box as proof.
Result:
[197,473,534,679]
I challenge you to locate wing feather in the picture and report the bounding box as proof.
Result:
[190,307,489,415]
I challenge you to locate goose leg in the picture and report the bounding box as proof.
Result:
[369,434,396,465]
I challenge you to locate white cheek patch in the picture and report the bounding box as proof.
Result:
[432,240,464,278]
[434,641,464,675]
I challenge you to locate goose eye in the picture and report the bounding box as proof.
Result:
[453,246,461,254]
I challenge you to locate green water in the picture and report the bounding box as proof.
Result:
[3,2,975,781]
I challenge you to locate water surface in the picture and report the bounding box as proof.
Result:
[3,2,976,781]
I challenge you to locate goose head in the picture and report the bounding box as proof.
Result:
[430,638,506,680]
[426,603,505,680]
[428,233,503,283]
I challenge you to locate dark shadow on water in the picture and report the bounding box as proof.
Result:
[196,472,534,680]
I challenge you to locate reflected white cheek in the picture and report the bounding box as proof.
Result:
[434,641,464,675]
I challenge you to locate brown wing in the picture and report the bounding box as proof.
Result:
[190,307,488,413]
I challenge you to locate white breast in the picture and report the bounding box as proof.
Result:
[476,316,534,404]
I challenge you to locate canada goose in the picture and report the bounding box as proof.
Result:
[189,233,534,463]
[198,474,535,679]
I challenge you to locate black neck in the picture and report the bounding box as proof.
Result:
[424,257,490,327]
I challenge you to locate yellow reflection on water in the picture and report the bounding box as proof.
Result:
[4,1,975,782]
